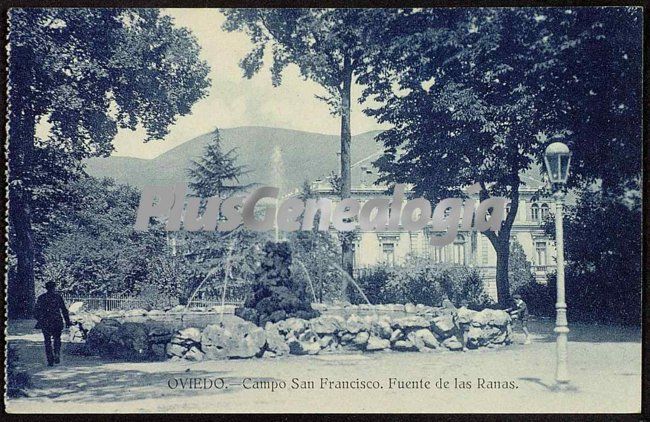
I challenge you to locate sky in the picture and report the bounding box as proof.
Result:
[110,9,385,159]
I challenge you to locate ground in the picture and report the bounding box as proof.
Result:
[5,318,641,413]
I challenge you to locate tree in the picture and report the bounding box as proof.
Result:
[221,9,392,287]
[182,127,265,304]
[359,8,642,306]
[8,9,210,317]
[545,188,641,324]
[187,128,252,198]
[508,239,535,295]
[37,177,167,296]
[530,7,642,196]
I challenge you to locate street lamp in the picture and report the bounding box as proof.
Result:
[544,141,572,389]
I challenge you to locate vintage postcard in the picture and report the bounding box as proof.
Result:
[4,6,644,415]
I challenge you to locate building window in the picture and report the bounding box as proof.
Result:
[453,234,466,265]
[382,243,395,267]
[536,241,547,266]
[540,203,550,220]
[531,203,540,221]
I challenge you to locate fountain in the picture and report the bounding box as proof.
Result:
[328,260,373,307]
[292,257,318,303]
[235,240,320,327]
[271,145,285,242]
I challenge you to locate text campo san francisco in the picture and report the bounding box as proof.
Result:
[167,377,518,391]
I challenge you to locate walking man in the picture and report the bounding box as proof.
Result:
[34,282,72,366]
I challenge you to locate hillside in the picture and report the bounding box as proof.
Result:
[85,127,383,192]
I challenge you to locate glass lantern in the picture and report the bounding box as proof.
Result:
[544,142,571,185]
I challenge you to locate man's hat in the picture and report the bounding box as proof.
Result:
[45,281,56,291]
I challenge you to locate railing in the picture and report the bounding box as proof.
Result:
[61,291,248,311]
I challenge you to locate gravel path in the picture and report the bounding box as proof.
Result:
[5,318,641,413]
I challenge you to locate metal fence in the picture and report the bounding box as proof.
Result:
[60,293,246,311]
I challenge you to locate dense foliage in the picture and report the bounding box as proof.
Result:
[350,257,493,309]
[36,177,167,295]
[358,7,642,306]
[8,8,211,317]
[508,239,536,295]
[7,345,32,398]
[542,189,640,325]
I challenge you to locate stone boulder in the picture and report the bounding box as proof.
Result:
[287,338,321,355]
[465,325,508,349]
[276,318,308,338]
[298,329,320,343]
[413,329,439,349]
[310,315,345,334]
[201,317,266,359]
[346,315,368,334]
[68,301,84,314]
[86,319,121,355]
[430,314,456,338]
[391,316,430,330]
[389,329,404,343]
[392,339,418,351]
[184,346,205,362]
[353,331,370,348]
[166,342,187,358]
[471,309,511,327]
[366,336,390,351]
[370,318,393,340]
[172,327,202,345]
[404,303,418,314]
[107,322,151,360]
[68,324,86,343]
[264,324,290,356]
[442,336,464,351]
[319,335,336,349]
[456,307,477,325]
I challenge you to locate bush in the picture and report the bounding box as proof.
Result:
[7,344,31,398]
[350,257,493,309]
[515,280,555,317]
[135,284,180,311]
[543,189,642,325]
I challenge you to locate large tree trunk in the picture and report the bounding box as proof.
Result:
[8,45,37,319]
[339,56,354,300]
[481,177,520,308]
[493,237,511,308]
[8,189,36,319]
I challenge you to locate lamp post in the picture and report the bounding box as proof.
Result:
[544,142,572,389]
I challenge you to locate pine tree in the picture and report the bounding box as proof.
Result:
[187,129,251,198]
[508,239,535,295]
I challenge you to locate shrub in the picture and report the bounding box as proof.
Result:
[135,284,180,311]
[350,257,493,309]
[7,344,31,398]
[515,279,555,317]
